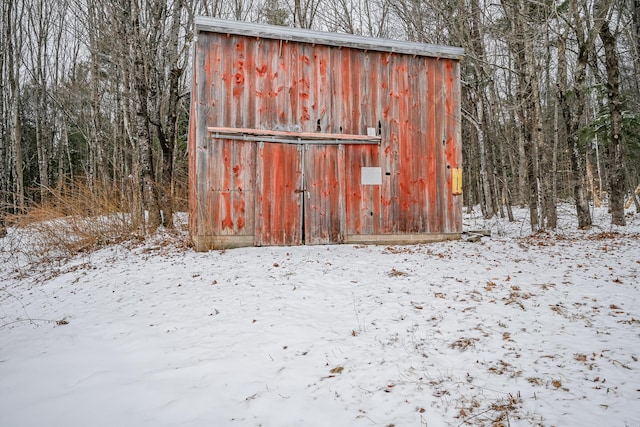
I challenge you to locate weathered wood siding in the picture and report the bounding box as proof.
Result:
[255,142,302,246]
[190,19,463,250]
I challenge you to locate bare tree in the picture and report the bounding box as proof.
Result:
[462,0,496,219]
[555,0,617,229]
[596,0,626,225]
[5,0,25,213]
[500,0,545,230]
[290,0,322,28]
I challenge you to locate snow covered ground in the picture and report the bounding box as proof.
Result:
[1,205,639,427]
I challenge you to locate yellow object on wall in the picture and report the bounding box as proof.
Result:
[452,168,463,195]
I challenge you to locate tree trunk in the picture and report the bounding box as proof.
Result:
[475,101,494,218]
[131,4,161,232]
[0,62,5,231]
[540,27,557,229]
[293,0,320,28]
[35,20,50,203]
[498,137,515,222]
[469,0,494,219]
[516,124,527,207]
[6,0,24,212]
[10,92,24,213]
[598,17,626,226]
[634,0,640,93]
[152,0,186,229]
[503,0,541,230]
[158,67,180,229]
[556,33,592,229]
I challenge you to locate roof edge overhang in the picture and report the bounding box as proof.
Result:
[194,16,464,60]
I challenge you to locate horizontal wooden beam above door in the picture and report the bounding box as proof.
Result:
[208,126,381,145]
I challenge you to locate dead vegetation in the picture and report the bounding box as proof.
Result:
[450,337,480,351]
[0,181,187,276]
[387,268,409,277]
[455,393,530,427]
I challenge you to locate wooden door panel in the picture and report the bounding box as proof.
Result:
[255,143,303,246]
[203,139,255,236]
[304,145,344,245]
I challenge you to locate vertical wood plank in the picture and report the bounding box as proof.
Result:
[378,51,395,233]
[408,55,428,232]
[337,144,347,240]
[397,55,417,232]
[444,59,463,233]
[298,44,312,130]
[287,41,299,128]
[426,58,438,233]
[434,58,446,233]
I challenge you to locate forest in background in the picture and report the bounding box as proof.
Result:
[1,0,639,236]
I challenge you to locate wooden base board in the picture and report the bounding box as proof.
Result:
[193,233,461,251]
[344,233,461,245]
[193,235,255,252]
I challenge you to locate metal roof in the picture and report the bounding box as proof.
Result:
[194,16,464,60]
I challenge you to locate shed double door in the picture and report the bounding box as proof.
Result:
[255,142,344,246]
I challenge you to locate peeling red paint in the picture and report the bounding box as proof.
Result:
[221,193,234,229]
[301,106,310,121]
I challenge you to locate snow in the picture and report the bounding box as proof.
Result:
[1,205,639,427]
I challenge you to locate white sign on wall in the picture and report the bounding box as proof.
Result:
[361,167,382,185]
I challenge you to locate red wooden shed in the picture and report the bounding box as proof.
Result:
[189,17,464,251]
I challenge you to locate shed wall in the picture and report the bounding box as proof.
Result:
[190,28,462,250]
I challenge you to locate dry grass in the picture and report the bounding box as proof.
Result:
[1,181,151,273]
[455,393,531,427]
